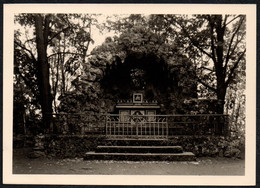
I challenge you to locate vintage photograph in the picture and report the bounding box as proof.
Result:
[3,4,256,186]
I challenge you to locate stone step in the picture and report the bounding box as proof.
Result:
[96,145,183,153]
[84,152,196,161]
[106,137,168,141]
[103,138,171,146]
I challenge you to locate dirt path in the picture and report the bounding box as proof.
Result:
[13,148,245,175]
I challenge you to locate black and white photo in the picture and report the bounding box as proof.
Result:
[3,3,256,186]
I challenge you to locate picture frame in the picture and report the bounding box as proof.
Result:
[133,93,143,103]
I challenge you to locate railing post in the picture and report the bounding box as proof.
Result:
[145,117,147,136]
[126,119,129,136]
[225,115,229,136]
[105,113,107,136]
[166,116,169,138]
[157,120,159,137]
[122,118,124,136]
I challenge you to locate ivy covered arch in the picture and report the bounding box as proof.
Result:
[101,52,178,101]
[59,26,197,114]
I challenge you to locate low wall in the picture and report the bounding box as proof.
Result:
[167,135,244,158]
[44,135,105,158]
[42,134,244,159]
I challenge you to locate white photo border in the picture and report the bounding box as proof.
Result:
[3,3,256,186]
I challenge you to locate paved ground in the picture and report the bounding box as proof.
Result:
[13,148,245,175]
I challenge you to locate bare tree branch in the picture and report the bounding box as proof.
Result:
[196,76,217,93]
[207,15,217,65]
[14,41,37,62]
[223,15,228,28]
[174,20,213,59]
[224,16,245,72]
[24,32,36,52]
[225,15,243,26]
[47,52,92,59]
[47,26,70,44]
[199,66,214,72]
[15,68,39,100]
[225,49,246,86]
[224,33,245,74]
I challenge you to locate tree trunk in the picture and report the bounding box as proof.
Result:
[214,15,227,114]
[34,14,53,133]
[216,84,226,114]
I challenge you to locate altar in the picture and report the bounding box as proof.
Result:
[105,93,168,138]
[116,93,160,121]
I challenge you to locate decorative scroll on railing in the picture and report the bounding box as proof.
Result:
[106,114,168,138]
[50,113,229,137]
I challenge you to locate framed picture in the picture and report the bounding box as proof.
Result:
[133,93,143,103]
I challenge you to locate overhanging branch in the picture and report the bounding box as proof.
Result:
[196,76,217,93]
[224,16,245,73]
[47,26,70,44]
[175,20,213,59]
[225,15,243,26]
[199,66,214,72]
[15,68,39,100]
[225,49,246,86]
[47,52,92,59]
[14,41,37,62]
[207,15,217,66]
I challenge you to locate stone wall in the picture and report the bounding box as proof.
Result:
[44,135,105,158]
[43,135,244,159]
[167,135,244,158]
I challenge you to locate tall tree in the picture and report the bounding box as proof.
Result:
[147,14,246,113]
[34,14,53,132]
[14,13,95,132]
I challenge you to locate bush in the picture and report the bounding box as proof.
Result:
[167,135,244,159]
[45,135,104,158]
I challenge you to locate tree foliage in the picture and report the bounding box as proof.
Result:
[146,14,246,113]
[14,13,96,133]
[14,13,246,135]
[84,18,197,113]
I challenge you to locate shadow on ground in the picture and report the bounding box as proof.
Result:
[13,148,245,175]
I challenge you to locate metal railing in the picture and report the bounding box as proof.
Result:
[106,114,168,138]
[50,113,229,137]
[50,113,106,135]
[166,114,229,136]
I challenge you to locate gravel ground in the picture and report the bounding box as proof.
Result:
[13,148,245,175]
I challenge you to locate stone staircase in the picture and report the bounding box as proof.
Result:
[84,139,196,161]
